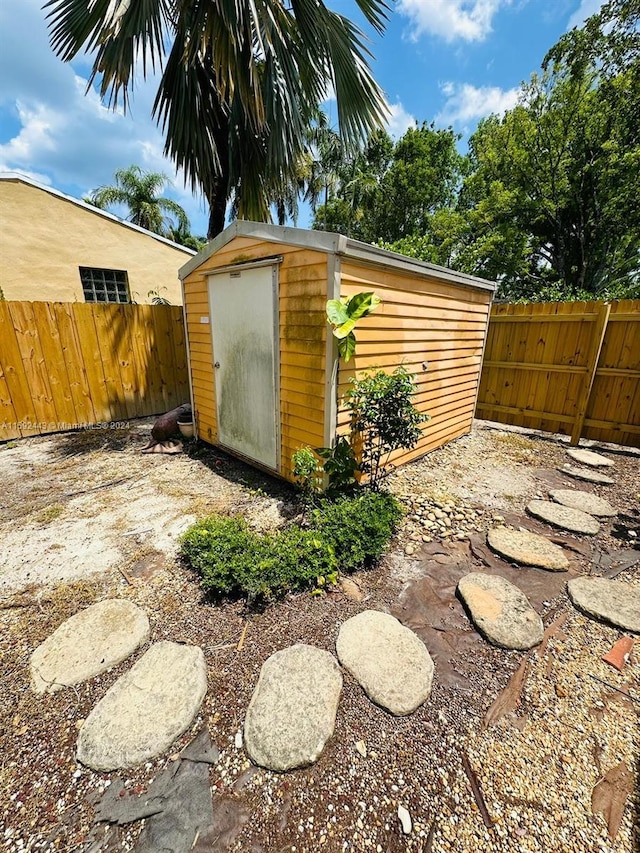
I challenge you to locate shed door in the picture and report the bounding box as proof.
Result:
[208,265,279,470]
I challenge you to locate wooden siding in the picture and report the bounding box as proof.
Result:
[0,302,189,441]
[337,261,493,470]
[477,299,640,448]
[182,237,329,479]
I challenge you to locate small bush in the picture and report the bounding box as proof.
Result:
[179,515,261,595]
[291,445,323,502]
[347,366,429,489]
[312,491,403,574]
[179,492,402,602]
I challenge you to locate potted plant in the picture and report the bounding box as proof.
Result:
[176,408,194,439]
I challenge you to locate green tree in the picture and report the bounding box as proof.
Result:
[545,0,639,80]
[312,128,393,239]
[372,124,466,242]
[46,0,390,239]
[313,123,465,245]
[88,165,190,238]
[460,64,639,299]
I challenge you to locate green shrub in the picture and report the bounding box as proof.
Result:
[313,491,403,573]
[179,491,402,602]
[291,446,323,502]
[179,515,261,596]
[315,436,358,495]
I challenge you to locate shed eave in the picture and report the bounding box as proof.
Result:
[179,220,346,280]
[341,238,496,293]
[179,220,495,293]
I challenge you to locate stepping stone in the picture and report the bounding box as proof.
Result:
[566,448,614,468]
[549,489,616,518]
[243,644,342,772]
[77,641,207,771]
[457,573,543,650]
[567,577,640,633]
[527,500,600,535]
[30,599,150,694]
[487,527,569,572]
[336,610,434,716]
[558,465,615,485]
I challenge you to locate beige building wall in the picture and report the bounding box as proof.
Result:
[0,176,193,304]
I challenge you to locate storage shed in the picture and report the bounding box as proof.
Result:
[180,222,495,482]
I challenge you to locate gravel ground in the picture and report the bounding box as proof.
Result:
[1,420,639,853]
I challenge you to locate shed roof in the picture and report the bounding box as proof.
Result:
[0,172,196,256]
[179,220,496,293]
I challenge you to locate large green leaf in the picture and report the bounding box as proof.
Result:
[326,298,349,325]
[338,331,357,361]
[346,291,381,320]
[332,317,358,339]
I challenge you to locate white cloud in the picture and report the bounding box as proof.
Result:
[386,101,417,138]
[397,0,510,42]
[435,81,520,126]
[0,0,207,232]
[567,0,606,30]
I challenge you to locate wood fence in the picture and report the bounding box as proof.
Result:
[0,302,190,441]
[477,299,640,448]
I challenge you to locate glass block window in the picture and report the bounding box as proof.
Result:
[79,267,130,303]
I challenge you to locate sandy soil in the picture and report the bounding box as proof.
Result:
[0,419,639,853]
[0,421,292,594]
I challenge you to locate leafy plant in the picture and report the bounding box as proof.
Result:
[326,291,381,361]
[312,491,403,574]
[347,366,429,489]
[315,436,358,495]
[292,446,323,502]
[179,491,402,602]
[148,288,171,305]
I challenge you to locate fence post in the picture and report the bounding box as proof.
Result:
[570,301,611,446]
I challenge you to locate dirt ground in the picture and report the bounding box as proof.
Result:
[0,419,639,853]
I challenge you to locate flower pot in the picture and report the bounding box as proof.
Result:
[177,420,194,439]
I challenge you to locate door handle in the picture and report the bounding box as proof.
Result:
[214,361,220,368]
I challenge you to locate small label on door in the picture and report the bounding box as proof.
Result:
[200,316,210,324]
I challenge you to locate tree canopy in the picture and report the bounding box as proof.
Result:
[45,0,390,238]
[88,165,192,240]
[313,0,639,301]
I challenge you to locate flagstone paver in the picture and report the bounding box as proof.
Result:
[558,465,615,485]
[567,577,640,633]
[243,644,342,772]
[527,500,600,535]
[549,489,616,517]
[487,527,569,571]
[457,572,544,650]
[77,641,207,771]
[566,449,614,468]
[30,599,150,694]
[336,610,434,716]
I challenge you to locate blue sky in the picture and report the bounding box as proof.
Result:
[0,0,605,237]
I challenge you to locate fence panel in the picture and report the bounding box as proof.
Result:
[477,299,640,448]
[0,302,190,441]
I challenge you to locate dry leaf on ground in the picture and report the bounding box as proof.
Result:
[591,762,633,841]
[483,659,530,729]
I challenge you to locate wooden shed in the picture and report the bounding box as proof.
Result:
[180,222,495,483]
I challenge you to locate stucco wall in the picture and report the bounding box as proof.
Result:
[0,178,192,304]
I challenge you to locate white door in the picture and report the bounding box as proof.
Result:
[208,265,279,470]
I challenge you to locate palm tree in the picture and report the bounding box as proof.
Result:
[305,114,345,230]
[45,0,390,238]
[88,166,190,238]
